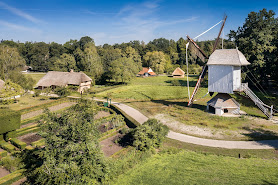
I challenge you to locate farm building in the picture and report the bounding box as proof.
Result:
[207,93,240,116]
[36,70,92,93]
[137,67,156,77]
[172,67,185,78]
[0,79,4,90]
[207,49,250,94]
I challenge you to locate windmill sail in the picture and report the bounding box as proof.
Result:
[187,35,207,62]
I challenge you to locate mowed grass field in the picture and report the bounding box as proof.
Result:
[95,76,208,101]
[114,150,278,185]
[23,72,46,85]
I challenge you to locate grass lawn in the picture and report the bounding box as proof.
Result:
[23,73,46,85]
[94,76,278,140]
[114,150,278,185]
[0,94,54,111]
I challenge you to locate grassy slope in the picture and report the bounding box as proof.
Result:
[23,73,46,85]
[114,150,278,185]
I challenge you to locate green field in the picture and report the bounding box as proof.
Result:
[114,150,278,185]
[95,76,208,101]
[23,73,46,85]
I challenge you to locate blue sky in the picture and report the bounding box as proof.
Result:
[0,0,277,45]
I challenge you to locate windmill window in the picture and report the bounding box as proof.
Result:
[224,109,228,113]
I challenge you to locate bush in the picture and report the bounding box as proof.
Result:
[0,109,20,134]
[131,119,169,151]
[54,87,70,97]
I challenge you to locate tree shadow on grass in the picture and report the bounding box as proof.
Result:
[150,99,207,112]
[241,127,278,148]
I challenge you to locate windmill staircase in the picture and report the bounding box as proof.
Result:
[240,83,274,119]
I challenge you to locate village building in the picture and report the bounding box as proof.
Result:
[137,67,156,77]
[36,70,92,93]
[172,67,185,78]
[206,49,250,116]
[0,79,5,91]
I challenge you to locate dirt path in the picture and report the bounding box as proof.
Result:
[21,102,76,120]
[93,98,278,149]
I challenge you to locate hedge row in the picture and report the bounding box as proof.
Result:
[31,139,45,148]
[0,109,21,135]
[110,104,140,128]
[0,150,7,157]
[99,125,126,141]
[6,124,39,139]
[0,169,25,185]
[10,138,27,150]
[0,141,15,152]
[19,97,72,114]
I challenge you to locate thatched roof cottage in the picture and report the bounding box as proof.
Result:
[36,70,92,93]
[172,67,185,78]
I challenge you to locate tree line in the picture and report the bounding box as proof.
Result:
[1,8,277,88]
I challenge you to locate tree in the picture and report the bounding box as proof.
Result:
[109,57,138,83]
[0,80,24,104]
[0,45,25,80]
[143,51,167,74]
[31,100,109,184]
[51,53,76,72]
[229,9,278,87]
[131,119,169,151]
[84,43,104,82]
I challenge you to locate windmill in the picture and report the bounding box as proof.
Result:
[186,16,275,119]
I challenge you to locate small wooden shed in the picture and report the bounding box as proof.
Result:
[207,93,240,116]
[172,67,185,78]
[207,49,250,94]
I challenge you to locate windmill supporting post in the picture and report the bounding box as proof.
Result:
[270,105,273,119]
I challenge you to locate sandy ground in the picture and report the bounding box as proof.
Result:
[100,134,124,157]
[17,133,42,145]
[0,168,10,178]
[95,111,110,119]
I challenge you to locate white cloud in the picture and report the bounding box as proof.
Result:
[0,1,41,23]
[0,20,41,33]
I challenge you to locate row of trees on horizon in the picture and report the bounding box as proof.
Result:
[0,8,277,89]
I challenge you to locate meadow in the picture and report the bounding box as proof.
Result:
[114,150,278,185]
[23,73,46,85]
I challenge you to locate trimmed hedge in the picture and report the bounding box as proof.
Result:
[0,150,7,157]
[0,109,20,135]
[0,135,4,141]
[0,141,15,152]
[25,145,34,150]
[31,139,45,147]
[6,124,39,139]
[10,138,26,150]
[110,104,140,128]
[0,169,25,185]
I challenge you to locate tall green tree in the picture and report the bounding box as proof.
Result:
[109,57,138,83]
[51,53,76,72]
[0,45,25,80]
[31,100,109,184]
[143,51,167,74]
[229,9,278,87]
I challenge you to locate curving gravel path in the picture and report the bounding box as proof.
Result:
[94,98,278,149]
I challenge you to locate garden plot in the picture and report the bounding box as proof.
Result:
[17,133,42,145]
[0,167,10,178]
[100,133,124,157]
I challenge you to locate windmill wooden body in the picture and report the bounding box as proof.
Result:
[186,16,275,119]
[206,49,250,116]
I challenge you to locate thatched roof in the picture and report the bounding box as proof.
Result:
[172,67,185,76]
[138,67,156,76]
[36,71,92,87]
[207,49,250,66]
[207,93,239,109]
[0,79,4,90]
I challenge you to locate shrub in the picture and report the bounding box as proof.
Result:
[54,87,70,97]
[131,119,169,151]
[0,109,20,134]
